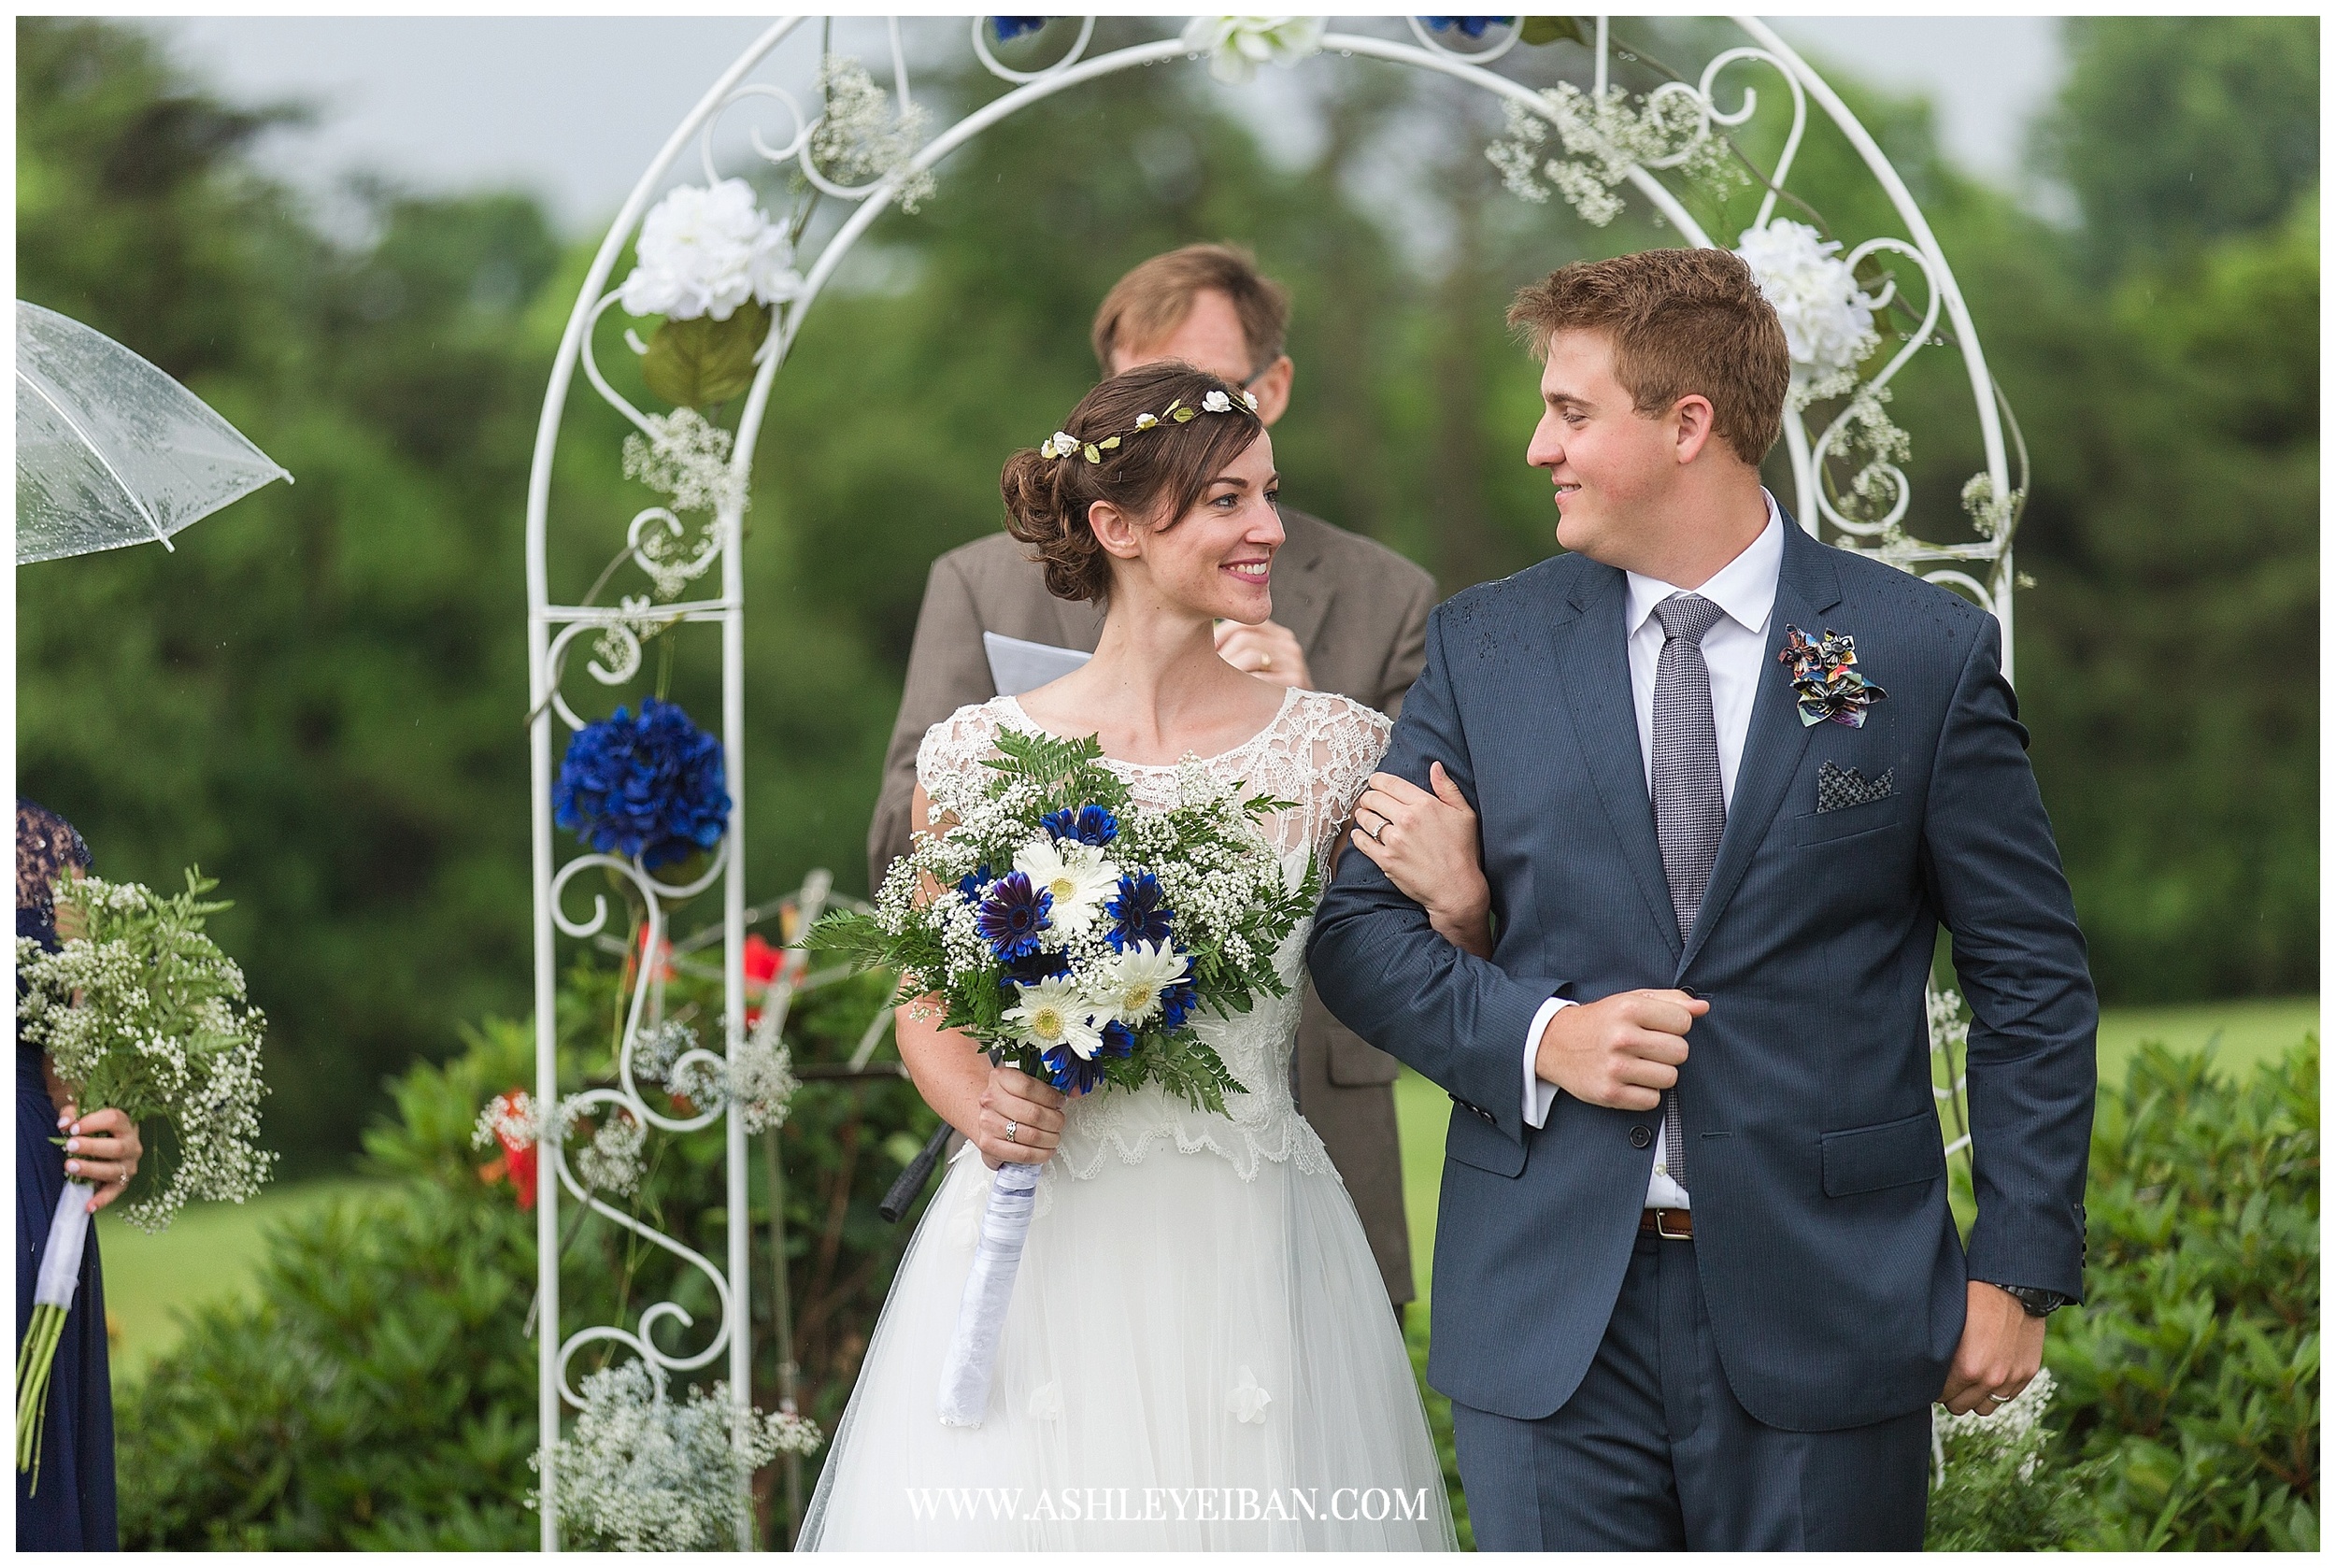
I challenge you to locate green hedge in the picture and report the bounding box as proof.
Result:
[117,951,932,1549]
[2044,1037,2319,1549]
[114,1188,536,1548]
[1929,1035,2319,1549]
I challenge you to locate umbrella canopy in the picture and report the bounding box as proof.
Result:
[16,300,292,564]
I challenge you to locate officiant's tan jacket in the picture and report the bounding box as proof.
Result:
[870,506,1436,1306]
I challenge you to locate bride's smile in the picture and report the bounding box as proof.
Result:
[1094,430,1284,628]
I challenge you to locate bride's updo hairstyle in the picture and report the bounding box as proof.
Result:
[1000,361,1266,603]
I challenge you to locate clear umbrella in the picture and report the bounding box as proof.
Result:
[16,300,292,564]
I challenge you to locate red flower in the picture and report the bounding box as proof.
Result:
[480,1088,540,1210]
[505,1143,538,1210]
[627,924,676,987]
[743,932,804,1028]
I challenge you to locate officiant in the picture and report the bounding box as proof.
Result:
[868,243,1434,1312]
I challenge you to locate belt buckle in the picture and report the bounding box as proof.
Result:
[1654,1208,1692,1241]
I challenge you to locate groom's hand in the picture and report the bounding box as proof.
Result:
[1534,990,1706,1112]
[1938,1281,2046,1415]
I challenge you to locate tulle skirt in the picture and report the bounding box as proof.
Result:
[800,1135,1454,1550]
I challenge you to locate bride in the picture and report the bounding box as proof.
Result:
[800,363,1455,1550]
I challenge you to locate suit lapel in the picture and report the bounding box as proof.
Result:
[1555,564,1681,958]
[1676,523,1843,976]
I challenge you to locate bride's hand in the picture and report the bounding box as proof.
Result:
[1348,763,1494,959]
[974,1064,1067,1169]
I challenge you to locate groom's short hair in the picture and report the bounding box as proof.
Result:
[1092,243,1291,374]
[1508,248,1790,465]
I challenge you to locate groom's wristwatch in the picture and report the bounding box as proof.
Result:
[1987,1282,2072,1318]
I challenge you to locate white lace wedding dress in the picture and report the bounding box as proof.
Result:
[800,687,1454,1550]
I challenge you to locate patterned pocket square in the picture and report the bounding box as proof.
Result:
[1816,761,1895,814]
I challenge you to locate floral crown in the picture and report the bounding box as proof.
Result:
[1039,387,1260,463]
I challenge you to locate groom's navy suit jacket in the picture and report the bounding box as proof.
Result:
[1310,519,2096,1433]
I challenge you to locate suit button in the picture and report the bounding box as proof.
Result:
[1629,1124,1653,1149]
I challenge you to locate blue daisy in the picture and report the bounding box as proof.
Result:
[1104,872,1173,953]
[1043,1020,1132,1096]
[1040,804,1119,848]
[976,872,1052,962]
[1157,971,1200,1031]
[998,947,1070,1003]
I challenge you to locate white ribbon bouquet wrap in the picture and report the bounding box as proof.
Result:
[813,730,1314,1427]
[13,870,274,1483]
[934,1157,1043,1425]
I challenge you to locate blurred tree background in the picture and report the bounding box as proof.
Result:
[16,16,2316,1174]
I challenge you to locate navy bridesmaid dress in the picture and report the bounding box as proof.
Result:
[16,800,118,1548]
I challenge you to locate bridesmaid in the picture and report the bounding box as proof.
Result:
[16,800,141,1548]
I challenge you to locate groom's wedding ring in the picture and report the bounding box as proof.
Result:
[1004,1119,1018,1145]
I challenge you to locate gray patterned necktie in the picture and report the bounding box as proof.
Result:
[1650,592,1728,1192]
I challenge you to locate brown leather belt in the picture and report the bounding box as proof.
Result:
[1639,1207,1693,1240]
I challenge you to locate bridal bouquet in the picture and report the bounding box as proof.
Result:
[14,869,274,1481]
[813,728,1316,1422]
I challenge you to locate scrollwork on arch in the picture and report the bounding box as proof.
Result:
[523,14,2029,1537]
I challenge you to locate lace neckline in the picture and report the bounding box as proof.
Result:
[997,684,1301,773]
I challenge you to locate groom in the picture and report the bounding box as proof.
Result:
[1310,248,2096,1549]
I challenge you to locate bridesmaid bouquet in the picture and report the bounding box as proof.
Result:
[813,727,1316,1423]
[14,869,274,1482]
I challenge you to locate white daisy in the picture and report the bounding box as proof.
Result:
[1095,941,1189,1025]
[1003,977,1104,1061]
[1012,837,1119,935]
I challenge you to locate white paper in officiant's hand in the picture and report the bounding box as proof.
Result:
[984,632,1090,697]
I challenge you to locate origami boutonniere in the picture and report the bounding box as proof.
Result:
[1779,625,1887,728]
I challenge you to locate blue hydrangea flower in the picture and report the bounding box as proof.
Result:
[990,17,1046,41]
[1044,1019,1134,1096]
[1104,872,1173,953]
[1040,804,1119,848]
[1422,16,1508,38]
[553,697,730,869]
[976,871,1052,961]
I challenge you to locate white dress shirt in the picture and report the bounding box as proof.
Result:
[1521,493,1787,1207]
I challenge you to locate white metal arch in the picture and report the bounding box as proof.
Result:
[522,16,2017,1548]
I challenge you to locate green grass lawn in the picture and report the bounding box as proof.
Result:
[96,1177,379,1382]
[1393,995,2317,1304]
